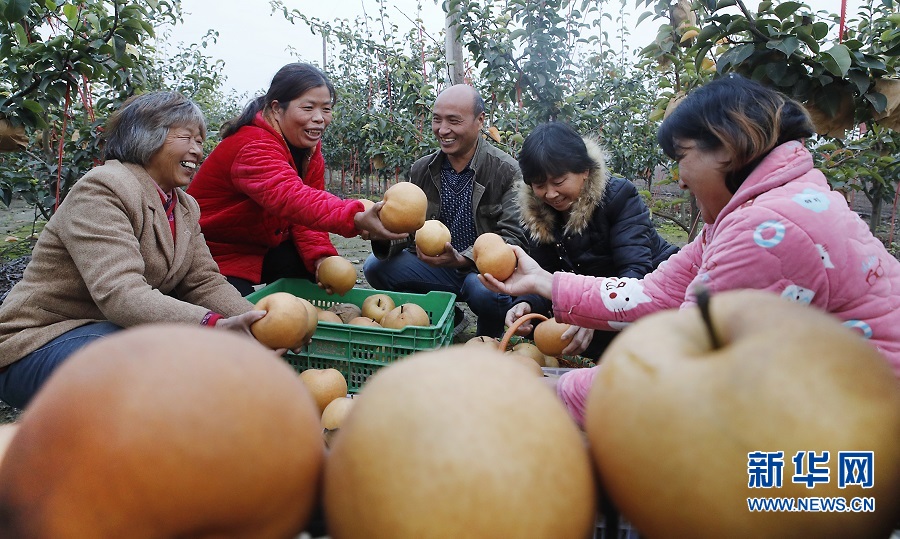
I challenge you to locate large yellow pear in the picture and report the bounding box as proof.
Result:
[585,289,900,539]
[324,347,596,538]
[533,318,573,357]
[251,292,311,349]
[380,182,427,233]
[317,256,357,296]
[415,219,451,256]
[472,233,516,281]
[0,325,324,539]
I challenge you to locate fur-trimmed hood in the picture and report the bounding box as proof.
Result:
[518,136,609,244]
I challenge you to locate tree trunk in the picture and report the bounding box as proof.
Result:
[688,194,701,241]
[444,11,465,85]
[870,196,883,234]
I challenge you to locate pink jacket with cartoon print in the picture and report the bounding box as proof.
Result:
[553,141,900,425]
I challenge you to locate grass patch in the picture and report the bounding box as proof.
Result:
[655,220,689,247]
[0,222,44,263]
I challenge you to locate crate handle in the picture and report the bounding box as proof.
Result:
[498,313,548,353]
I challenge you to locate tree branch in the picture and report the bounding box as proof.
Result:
[651,210,692,235]
[733,0,774,43]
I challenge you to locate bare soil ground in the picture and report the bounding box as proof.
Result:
[0,197,38,237]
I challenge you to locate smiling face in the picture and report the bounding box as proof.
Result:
[674,140,734,224]
[271,85,333,150]
[531,171,588,213]
[144,125,204,192]
[431,86,484,168]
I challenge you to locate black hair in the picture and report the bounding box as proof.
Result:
[657,74,814,193]
[473,92,485,117]
[220,62,335,139]
[518,122,596,186]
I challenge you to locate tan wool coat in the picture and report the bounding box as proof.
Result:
[0,160,253,366]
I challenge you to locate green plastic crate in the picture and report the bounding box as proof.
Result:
[247,278,456,392]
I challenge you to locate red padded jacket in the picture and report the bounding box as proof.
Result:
[188,113,363,282]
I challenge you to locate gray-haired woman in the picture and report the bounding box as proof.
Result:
[0,92,267,409]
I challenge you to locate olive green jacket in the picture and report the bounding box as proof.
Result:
[374,137,527,261]
[0,160,253,366]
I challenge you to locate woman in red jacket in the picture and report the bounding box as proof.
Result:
[188,63,404,295]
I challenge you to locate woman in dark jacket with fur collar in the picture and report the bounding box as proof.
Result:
[510,122,678,359]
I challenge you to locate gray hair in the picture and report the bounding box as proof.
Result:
[102,92,207,165]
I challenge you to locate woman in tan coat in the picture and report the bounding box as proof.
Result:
[0,92,264,409]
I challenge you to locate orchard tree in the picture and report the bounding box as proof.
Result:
[144,27,248,146]
[293,0,672,188]
[639,0,900,233]
[0,0,182,217]
[447,0,671,181]
[447,0,677,224]
[1,0,244,222]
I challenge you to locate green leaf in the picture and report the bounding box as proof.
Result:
[813,87,843,117]
[812,22,829,40]
[766,36,800,58]
[773,1,801,20]
[796,27,820,54]
[865,91,887,114]
[696,24,721,44]
[694,44,713,71]
[842,39,863,51]
[848,70,871,95]
[22,100,43,114]
[855,54,886,71]
[822,44,852,77]
[766,62,799,86]
[122,18,144,30]
[13,22,27,45]
[140,20,154,36]
[880,27,900,44]
[62,3,77,24]
[766,62,788,83]
[3,0,29,22]
[113,35,126,60]
[717,43,755,71]
[725,18,750,33]
[75,62,94,77]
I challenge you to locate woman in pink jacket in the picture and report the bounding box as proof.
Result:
[188,63,404,295]
[482,75,900,425]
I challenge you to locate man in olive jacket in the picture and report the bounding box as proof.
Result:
[364,84,527,337]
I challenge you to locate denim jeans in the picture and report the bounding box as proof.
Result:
[0,321,122,409]
[363,251,515,338]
